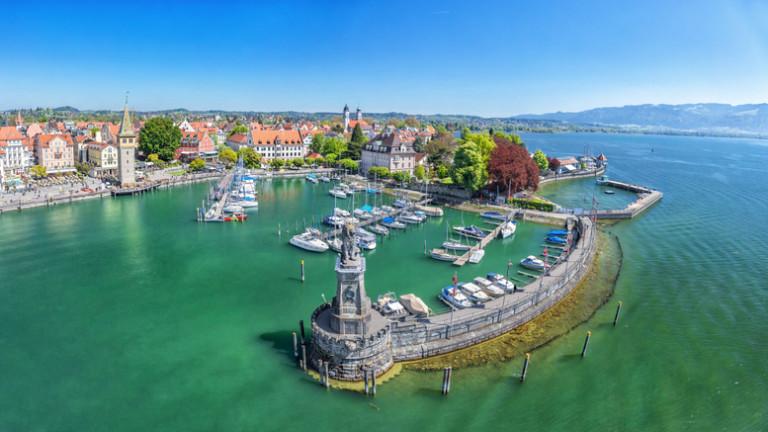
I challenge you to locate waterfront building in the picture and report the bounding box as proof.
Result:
[249,128,305,160]
[87,141,118,176]
[176,131,216,161]
[0,126,31,175]
[226,133,249,150]
[34,134,75,174]
[360,132,417,176]
[310,222,393,380]
[117,103,137,186]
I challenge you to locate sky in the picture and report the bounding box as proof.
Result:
[2,0,768,116]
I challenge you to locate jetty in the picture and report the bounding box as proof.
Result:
[563,179,663,220]
[452,223,505,266]
[197,172,235,222]
[111,182,159,196]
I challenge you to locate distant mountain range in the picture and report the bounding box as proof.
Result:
[516,103,768,135]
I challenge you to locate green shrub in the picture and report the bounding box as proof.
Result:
[510,197,554,212]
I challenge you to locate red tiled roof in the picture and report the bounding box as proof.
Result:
[250,128,302,146]
[227,133,248,144]
[0,126,23,141]
[36,134,73,148]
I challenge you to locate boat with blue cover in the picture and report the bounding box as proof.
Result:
[545,236,568,245]
[440,286,472,309]
[480,211,507,221]
[453,225,488,240]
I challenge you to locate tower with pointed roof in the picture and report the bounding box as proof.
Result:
[343,104,350,133]
[117,97,137,186]
[355,107,362,122]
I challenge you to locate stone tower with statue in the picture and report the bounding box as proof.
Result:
[310,220,393,381]
[117,97,137,187]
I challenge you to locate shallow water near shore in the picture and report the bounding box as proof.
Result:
[1,133,766,431]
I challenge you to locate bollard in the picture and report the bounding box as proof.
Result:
[613,301,623,326]
[581,331,592,357]
[299,320,306,341]
[446,366,452,394]
[424,239,427,256]
[363,370,369,395]
[442,367,452,395]
[292,332,298,358]
[301,344,307,371]
[520,353,530,382]
[300,259,305,282]
[324,362,330,389]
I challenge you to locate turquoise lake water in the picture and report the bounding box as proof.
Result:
[0,133,766,431]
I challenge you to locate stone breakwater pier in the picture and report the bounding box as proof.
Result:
[309,214,597,381]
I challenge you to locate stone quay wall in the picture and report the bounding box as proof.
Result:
[538,166,606,185]
[388,216,596,361]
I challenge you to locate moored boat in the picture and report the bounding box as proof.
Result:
[480,211,507,221]
[357,237,377,250]
[473,277,504,297]
[545,235,568,245]
[520,255,547,271]
[442,240,472,251]
[289,229,329,252]
[499,220,517,239]
[440,286,472,309]
[368,224,390,236]
[414,204,444,217]
[468,249,485,264]
[223,212,247,222]
[453,225,488,240]
[305,174,318,183]
[399,213,422,224]
[399,293,431,317]
[486,272,516,293]
[381,216,406,229]
[430,248,458,262]
[329,188,347,199]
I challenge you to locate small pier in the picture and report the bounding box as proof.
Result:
[111,182,160,196]
[197,172,235,222]
[318,198,429,241]
[452,223,505,266]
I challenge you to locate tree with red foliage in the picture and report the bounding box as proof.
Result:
[548,157,561,171]
[488,136,540,196]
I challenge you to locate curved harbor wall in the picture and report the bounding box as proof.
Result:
[538,166,606,185]
[387,216,596,361]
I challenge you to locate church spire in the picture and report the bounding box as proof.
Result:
[119,93,135,137]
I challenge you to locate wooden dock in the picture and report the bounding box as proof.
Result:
[452,223,504,266]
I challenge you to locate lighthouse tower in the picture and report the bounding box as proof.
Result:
[343,104,350,133]
[117,99,137,187]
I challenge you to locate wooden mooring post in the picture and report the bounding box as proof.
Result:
[613,301,623,326]
[441,367,453,395]
[363,370,369,395]
[323,362,330,389]
[301,344,307,372]
[371,370,377,396]
[520,353,530,382]
[300,259,305,283]
[581,331,592,358]
[299,320,306,341]
[292,332,298,358]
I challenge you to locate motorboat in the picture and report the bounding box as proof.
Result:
[381,205,395,213]
[368,224,390,236]
[545,235,568,245]
[399,293,430,317]
[353,209,372,220]
[453,225,488,240]
[319,176,331,183]
[480,211,507,221]
[399,213,422,224]
[329,188,347,199]
[223,212,247,222]
[442,240,472,251]
[430,248,458,262]
[392,199,409,208]
[223,204,244,213]
[440,286,472,309]
[381,217,406,229]
[413,211,428,222]
[460,282,491,303]
[486,272,516,293]
[604,189,615,195]
[370,207,385,217]
[520,255,547,271]
[499,220,517,239]
[414,204,444,217]
[366,187,381,194]
[548,229,568,236]
[289,229,329,252]
[473,277,504,297]
[355,227,376,241]
[305,174,318,183]
[468,249,485,264]
[323,215,345,227]
[357,237,377,250]
[595,175,609,185]
[334,208,351,217]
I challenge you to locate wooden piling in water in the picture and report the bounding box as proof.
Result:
[301,344,307,371]
[363,370,369,395]
[323,362,330,389]
[299,320,305,341]
[300,259,305,282]
[520,353,530,382]
[581,331,592,357]
[371,370,377,396]
[441,366,452,395]
[613,301,622,326]
[292,332,298,358]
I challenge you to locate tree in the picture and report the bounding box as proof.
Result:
[493,131,523,146]
[338,158,358,173]
[321,136,347,156]
[436,164,449,179]
[324,153,338,165]
[147,153,166,169]
[139,117,181,161]
[75,162,90,176]
[533,149,549,171]
[218,147,237,166]
[414,164,426,180]
[488,136,540,195]
[451,142,487,192]
[367,166,390,179]
[412,136,425,153]
[310,134,325,154]
[392,171,410,182]
[350,123,365,144]
[290,158,305,168]
[424,133,455,168]
[238,147,261,168]
[30,165,47,178]
[228,122,248,136]
[404,117,420,128]
[460,130,496,161]
[547,157,561,171]
[188,158,205,172]
[270,158,285,169]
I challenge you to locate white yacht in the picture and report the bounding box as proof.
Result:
[289,229,329,252]
[499,220,517,239]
